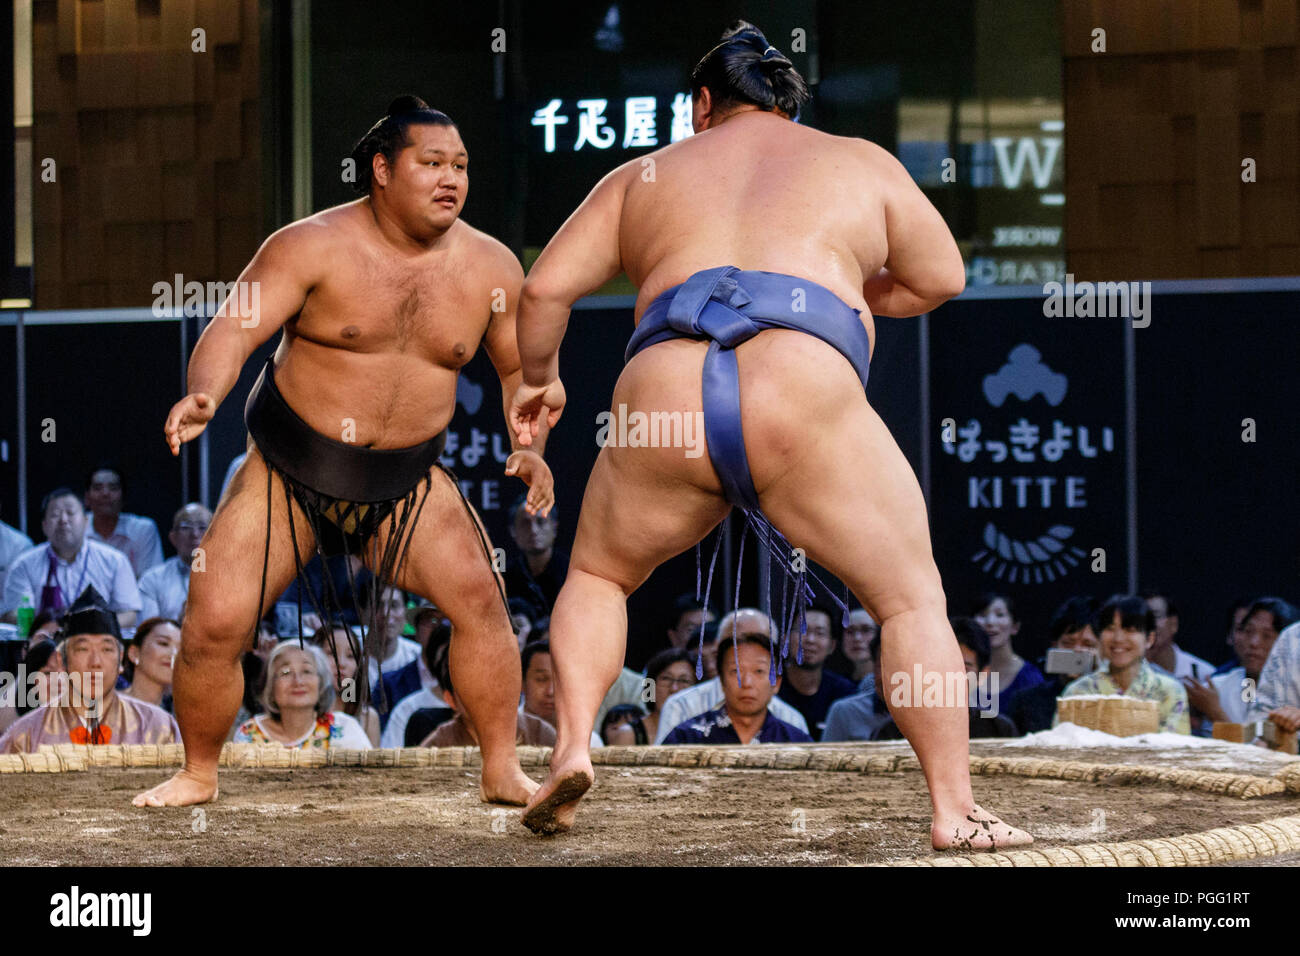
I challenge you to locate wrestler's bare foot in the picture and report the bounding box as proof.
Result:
[480,765,540,806]
[931,803,1032,852]
[132,768,219,808]
[521,756,594,835]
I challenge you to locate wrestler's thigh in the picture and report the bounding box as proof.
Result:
[569,441,731,594]
[186,445,317,639]
[755,391,945,624]
[368,468,509,627]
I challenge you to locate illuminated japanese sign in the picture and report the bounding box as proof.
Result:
[531,94,694,152]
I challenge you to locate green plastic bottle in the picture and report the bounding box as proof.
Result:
[16,594,34,641]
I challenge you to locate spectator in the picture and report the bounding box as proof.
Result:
[840,608,879,689]
[653,608,809,742]
[972,592,1045,714]
[1212,597,1254,675]
[776,603,856,739]
[521,639,603,748]
[364,584,422,686]
[312,624,382,746]
[822,634,892,742]
[0,503,33,583]
[0,631,63,734]
[686,620,721,681]
[1006,596,1100,735]
[502,495,568,620]
[0,586,178,753]
[605,648,694,745]
[137,503,211,622]
[2,487,141,626]
[665,592,718,651]
[1188,597,1298,734]
[507,597,535,652]
[1141,589,1212,680]
[601,704,648,744]
[1247,619,1300,732]
[232,642,371,749]
[84,466,164,578]
[1059,594,1190,734]
[280,556,372,629]
[123,617,181,711]
[371,607,444,730]
[871,618,1019,740]
[379,620,451,748]
[422,639,556,747]
[662,633,812,744]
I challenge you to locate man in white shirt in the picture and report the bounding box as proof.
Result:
[653,608,809,743]
[85,467,164,578]
[380,634,446,748]
[364,584,422,685]
[2,488,141,626]
[138,503,213,621]
[0,507,33,583]
[1142,590,1213,680]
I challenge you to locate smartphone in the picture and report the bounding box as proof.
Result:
[1045,648,1098,676]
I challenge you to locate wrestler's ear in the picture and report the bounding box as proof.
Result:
[693,87,713,133]
[372,151,393,189]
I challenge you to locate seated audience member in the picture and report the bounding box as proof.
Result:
[1213,597,1255,674]
[604,648,695,745]
[0,587,179,753]
[840,608,879,690]
[822,636,891,742]
[312,623,383,746]
[686,621,721,681]
[232,642,371,749]
[1141,588,1213,679]
[0,631,63,733]
[502,495,568,621]
[662,633,813,744]
[777,602,856,739]
[2,487,142,626]
[422,640,556,747]
[372,612,446,731]
[1059,594,1190,734]
[379,621,451,748]
[138,504,211,621]
[596,663,656,731]
[871,618,1019,740]
[665,592,718,651]
[521,639,603,748]
[972,592,1046,714]
[654,609,809,742]
[123,617,181,711]
[1187,598,1298,734]
[508,598,535,652]
[1247,619,1300,732]
[601,704,648,745]
[279,558,372,629]
[1006,596,1100,734]
[364,584,422,685]
[84,466,164,578]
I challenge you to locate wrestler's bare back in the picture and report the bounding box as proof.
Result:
[245,202,521,449]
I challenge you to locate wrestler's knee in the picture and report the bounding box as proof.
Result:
[181,585,259,662]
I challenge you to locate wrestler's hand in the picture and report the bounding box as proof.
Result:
[509,379,566,447]
[505,450,555,517]
[164,393,217,456]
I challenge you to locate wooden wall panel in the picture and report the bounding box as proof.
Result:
[31,0,262,307]
[1065,0,1300,278]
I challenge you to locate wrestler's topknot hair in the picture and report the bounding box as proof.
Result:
[349,95,458,196]
[690,21,810,120]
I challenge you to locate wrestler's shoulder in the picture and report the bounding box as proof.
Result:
[257,202,365,259]
[453,221,524,282]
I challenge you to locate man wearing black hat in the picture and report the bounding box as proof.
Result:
[0,587,179,754]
